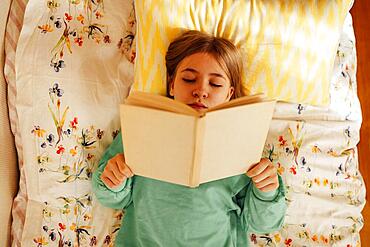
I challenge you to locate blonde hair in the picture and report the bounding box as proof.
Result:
[165,30,245,100]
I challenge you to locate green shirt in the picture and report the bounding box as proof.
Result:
[92,133,286,246]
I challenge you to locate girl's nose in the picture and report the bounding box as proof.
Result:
[192,87,208,99]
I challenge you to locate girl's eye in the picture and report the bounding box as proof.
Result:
[182,78,195,83]
[210,82,223,87]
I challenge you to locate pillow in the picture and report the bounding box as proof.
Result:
[133,0,353,106]
[15,0,135,245]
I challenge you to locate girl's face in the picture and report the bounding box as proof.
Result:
[169,52,234,112]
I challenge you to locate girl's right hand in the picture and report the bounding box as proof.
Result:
[101,153,134,189]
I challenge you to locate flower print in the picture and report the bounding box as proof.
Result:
[50,60,66,72]
[77,14,85,24]
[96,129,104,139]
[70,223,77,231]
[49,83,64,97]
[320,235,328,244]
[38,24,53,33]
[314,178,320,186]
[312,235,318,242]
[49,230,57,241]
[59,223,66,231]
[37,155,50,165]
[95,11,103,19]
[90,236,97,246]
[250,233,257,244]
[312,145,321,153]
[323,179,329,186]
[42,225,48,232]
[70,117,78,129]
[83,213,92,221]
[104,235,111,244]
[112,130,119,139]
[46,0,60,12]
[70,147,78,156]
[32,126,46,138]
[115,211,124,221]
[61,166,70,175]
[87,153,94,160]
[41,142,47,148]
[74,36,83,46]
[278,135,287,147]
[64,129,72,136]
[33,236,48,246]
[284,238,292,246]
[46,133,55,144]
[65,13,73,22]
[289,165,297,175]
[274,234,281,243]
[104,35,111,44]
[297,104,304,114]
[54,18,62,29]
[56,145,65,154]
[277,162,285,175]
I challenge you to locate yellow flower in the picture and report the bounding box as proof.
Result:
[70,147,77,156]
[320,235,328,244]
[277,163,285,175]
[274,234,281,243]
[32,127,46,137]
[323,179,329,186]
[312,145,321,153]
[38,24,53,33]
[77,14,84,24]
[70,223,77,231]
[314,178,320,186]
[33,236,48,245]
[311,235,318,242]
[84,213,92,221]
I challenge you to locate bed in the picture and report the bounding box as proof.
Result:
[0,0,365,246]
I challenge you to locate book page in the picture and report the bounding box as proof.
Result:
[120,104,196,186]
[207,93,265,112]
[126,91,200,117]
[198,101,276,184]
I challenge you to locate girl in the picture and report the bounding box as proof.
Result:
[92,30,286,246]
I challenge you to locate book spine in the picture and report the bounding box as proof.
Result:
[189,117,205,188]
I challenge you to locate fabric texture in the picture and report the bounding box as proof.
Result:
[0,0,19,246]
[14,0,136,245]
[92,132,287,246]
[9,0,365,246]
[133,0,353,106]
[3,0,29,245]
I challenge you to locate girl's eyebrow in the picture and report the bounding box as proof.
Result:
[209,73,226,79]
[181,68,226,79]
[181,68,198,73]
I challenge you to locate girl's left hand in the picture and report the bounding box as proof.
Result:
[246,158,279,192]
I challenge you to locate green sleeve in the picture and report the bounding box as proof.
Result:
[92,132,134,209]
[241,175,287,233]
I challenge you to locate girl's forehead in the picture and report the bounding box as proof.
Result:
[177,52,226,73]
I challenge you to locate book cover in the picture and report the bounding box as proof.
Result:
[120,92,275,187]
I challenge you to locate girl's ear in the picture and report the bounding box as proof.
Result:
[169,79,175,97]
[226,86,234,101]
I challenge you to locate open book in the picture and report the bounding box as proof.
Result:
[120,91,276,187]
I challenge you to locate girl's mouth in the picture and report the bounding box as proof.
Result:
[188,103,208,110]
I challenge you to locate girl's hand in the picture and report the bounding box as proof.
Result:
[101,153,134,189]
[246,158,279,192]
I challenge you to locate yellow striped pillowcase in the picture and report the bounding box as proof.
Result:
[133,0,353,106]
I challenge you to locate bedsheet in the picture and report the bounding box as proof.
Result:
[248,13,364,246]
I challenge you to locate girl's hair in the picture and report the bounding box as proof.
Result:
[165,30,245,100]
